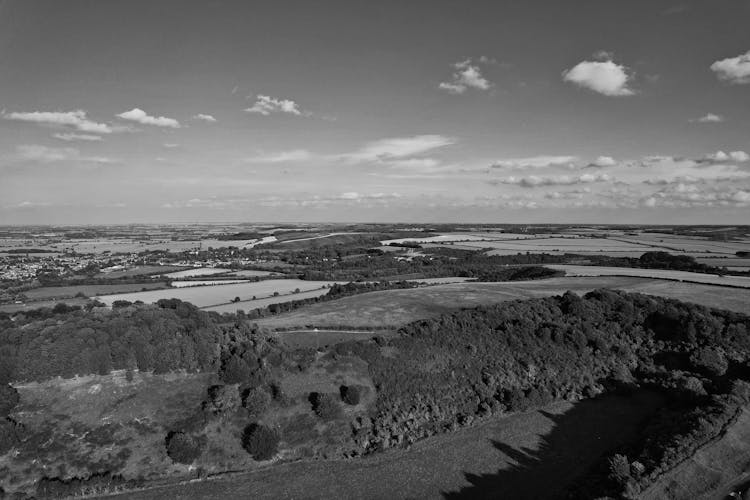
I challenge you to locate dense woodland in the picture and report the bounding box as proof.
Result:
[3,287,750,498]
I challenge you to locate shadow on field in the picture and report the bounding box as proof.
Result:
[443,391,664,500]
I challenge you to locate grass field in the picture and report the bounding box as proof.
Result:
[108,391,663,500]
[96,265,187,279]
[548,264,750,288]
[96,280,340,308]
[256,276,750,330]
[1,371,215,495]
[20,282,171,301]
[203,287,334,314]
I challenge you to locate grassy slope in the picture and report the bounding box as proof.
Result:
[640,406,750,500]
[256,276,750,330]
[107,392,663,500]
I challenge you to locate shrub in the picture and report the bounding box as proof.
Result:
[165,431,203,464]
[689,347,728,377]
[0,385,19,417]
[243,387,271,417]
[340,385,361,405]
[241,423,279,460]
[204,384,241,415]
[309,392,343,420]
[0,417,22,454]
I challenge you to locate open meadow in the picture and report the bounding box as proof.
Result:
[257,276,750,330]
[96,280,340,308]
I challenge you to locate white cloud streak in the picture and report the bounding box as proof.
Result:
[116,108,181,128]
[439,59,492,94]
[3,110,112,134]
[245,95,306,116]
[710,50,750,84]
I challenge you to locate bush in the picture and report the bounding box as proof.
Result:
[243,387,271,417]
[0,417,22,454]
[165,431,203,464]
[309,392,343,420]
[204,384,241,415]
[0,385,19,417]
[241,423,279,460]
[689,347,728,377]
[340,385,361,405]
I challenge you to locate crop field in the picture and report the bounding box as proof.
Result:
[161,267,231,279]
[256,276,750,330]
[548,264,750,288]
[696,257,750,268]
[170,279,249,288]
[96,265,187,279]
[203,287,334,314]
[20,282,171,301]
[225,269,280,277]
[109,391,663,500]
[96,279,340,308]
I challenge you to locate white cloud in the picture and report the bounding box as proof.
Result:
[691,113,724,123]
[52,133,103,142]
[3,109,112,134]
[116,108,181,128]
[710,50,750,84]
[562,59,635,96]
[246,149,314,163]
[245,95,305,116]
[703,150,749,163]
[491,155,578,169]
[591,156,617,167]
[439,59,492,94]
[345,135,455,162]
[15,144,115,164]
[494,172,612,188]
[163,143,180,149]
[193,113,217,122]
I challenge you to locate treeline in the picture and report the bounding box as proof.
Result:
[326,289,750,496]
[0,300,240,384]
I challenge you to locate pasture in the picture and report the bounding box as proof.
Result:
[96,279,340,308]
[256,276,750,330]
[161,267,231,279]
[548,264,750,288]
[203,287,334,314]
[20,282,171,301]
[108,391,663,500]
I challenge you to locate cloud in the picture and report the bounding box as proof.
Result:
[562,59,635,96]
[52,133,103,142]
[493,172,612,188]
[439,59,492,94]
[691,113,724,123]
[710,50,750,84]
[15,144,116,164]
[116,108,181,128]
[245,95,306,116]
[246,149,314,163]
[3,109,112,134]
[344,135,455,162]
[163,143,180,149]
[591,156,617,167]
[491,155,578,169]
[193,113,217,122]
[702,150,749,163]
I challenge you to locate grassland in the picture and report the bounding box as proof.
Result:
[256,276,750,330]
[20,282,171,301]
[107,391,663,500]
[96,280,340,308]
[547,264,750,287]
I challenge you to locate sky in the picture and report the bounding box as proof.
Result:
[1,0,749,225]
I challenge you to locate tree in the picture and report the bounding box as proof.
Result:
[339,385,361,405]
[243,387,271,417]
[241,423,279,460]
[309,392,343,420]
[165,431,203,464]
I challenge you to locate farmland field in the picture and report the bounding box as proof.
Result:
[256,276,750,330]
[170,279,249,288]
[547,264,750,288]
[161,267,231,279]
[19,282,171,301]
[203,288,336,314]
[96,279,340,308]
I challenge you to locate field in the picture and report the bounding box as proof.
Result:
[256,276,750,330]
[19,282,171,301]
[2,371,215,494]
[203,288,335,314]
[96,266,186,279]
[96,280,340,308]
[170,280,249,288]
[548,264,750,288]
[109,391,664,500]
[162,268,232,279]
